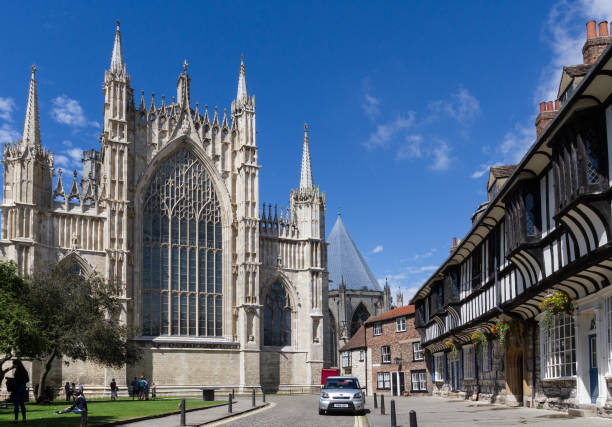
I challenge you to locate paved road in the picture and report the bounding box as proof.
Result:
[211,394,362,427]
[214,394,611,427]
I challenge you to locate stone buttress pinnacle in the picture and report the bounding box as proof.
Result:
[110,20,125,74]
[22,65,41,147]
[236,55,248,101]
[299,123,314,190]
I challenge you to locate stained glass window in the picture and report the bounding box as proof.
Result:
[141,148,223,337]
[263,281,292,346]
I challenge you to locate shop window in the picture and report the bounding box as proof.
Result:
[541,313,576,378]
[411,370,427,391]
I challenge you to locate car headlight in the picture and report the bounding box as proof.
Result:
[353,392,362,399]
[321,392,329,398]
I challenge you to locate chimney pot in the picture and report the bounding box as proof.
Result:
[547,101,553,111]
[587,20,597,39]
[600,21,609,37]
[554,99,560,111]
[539,102,546,112]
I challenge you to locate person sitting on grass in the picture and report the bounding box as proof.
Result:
[55,391,88,427]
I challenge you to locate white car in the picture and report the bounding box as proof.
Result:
[319,376,365,415]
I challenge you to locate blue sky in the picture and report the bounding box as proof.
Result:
[1,1,611,300]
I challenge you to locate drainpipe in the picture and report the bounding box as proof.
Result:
[531,320,536,407]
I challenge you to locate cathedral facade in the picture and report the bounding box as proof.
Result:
[1,22,329,394]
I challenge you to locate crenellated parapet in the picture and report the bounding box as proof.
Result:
[259,202,298,238]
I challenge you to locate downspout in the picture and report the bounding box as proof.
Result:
[531,320,536,407]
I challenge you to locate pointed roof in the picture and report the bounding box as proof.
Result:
[22,65,41,147]
[110,20,125,74]
[236,55,248,101]
[299,123,314,190]
[328,215,382,291]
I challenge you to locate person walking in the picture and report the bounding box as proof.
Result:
[131,377,139,400]
[78,381,84,395]
[110,378,118,401]
[55,391,88,427]
[138,376,146,400]
[70,382,76,396]
[151,382,157,400]
[10,359,29,424]
[64,382,71,402]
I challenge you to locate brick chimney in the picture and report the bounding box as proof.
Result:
[450,237,457,254]
[535,99,559,137]
[583,20,612,64]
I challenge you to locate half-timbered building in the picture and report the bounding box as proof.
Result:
[410,20,612,417]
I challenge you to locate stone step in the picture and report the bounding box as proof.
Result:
[568,404,597,417]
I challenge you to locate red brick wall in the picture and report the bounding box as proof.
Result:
[366,315,430,395]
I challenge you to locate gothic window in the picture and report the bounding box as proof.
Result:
[68,263,83,276]
[263,281,292,346]
[141,148,223,337]
[350,304,370,337]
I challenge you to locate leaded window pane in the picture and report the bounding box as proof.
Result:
[263,282,292,346]
[142,149,223,337]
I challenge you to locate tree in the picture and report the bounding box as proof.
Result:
[0,261,46,389]
[26,264,142,400]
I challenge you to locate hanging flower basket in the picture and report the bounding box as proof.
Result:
[445,339,458,359]
[492,321,511,350]
[471,330,488,352]
[538,290,574,332]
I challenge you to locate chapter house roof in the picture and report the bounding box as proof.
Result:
[365,305,415,324]
[327,215,382,292]
[339,325,366,352]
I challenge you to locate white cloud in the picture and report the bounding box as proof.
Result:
[413,248,437,261]
[0,123,19,143]
[51,95,99,128]
[470,124,533,178]
[396,135,423,159]
[371,245,383,254]
[362,93,380,120]
[54,140,83,173]
[0,97,16,121]
[430,141,451,171]
[536,0,612,102]
[429,87,480,123]
[364,113,415,149]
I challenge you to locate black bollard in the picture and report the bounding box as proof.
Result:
[409,409,418,427]
[180,399,186,426]
[263,391,266,402]
[228,393,233,413]
[390,400,397,427]
[252,388,256,407]
[380,394,385,415]
[374,392,378,409]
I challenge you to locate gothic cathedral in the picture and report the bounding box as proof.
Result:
[1,22,329,392]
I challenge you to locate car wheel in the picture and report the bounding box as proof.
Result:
[319,409,325,415]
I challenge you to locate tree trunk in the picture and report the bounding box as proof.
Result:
[37,351,56,401]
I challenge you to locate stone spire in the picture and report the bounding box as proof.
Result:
[299,123,314,190]
[21,65,41,147]
[236,55,248,101]
[109,20,125,75]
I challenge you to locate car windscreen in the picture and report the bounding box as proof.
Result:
[324,379,359,389]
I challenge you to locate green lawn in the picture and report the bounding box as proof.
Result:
[0,398,225,426]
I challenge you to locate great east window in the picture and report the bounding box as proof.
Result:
[141,148,223,337]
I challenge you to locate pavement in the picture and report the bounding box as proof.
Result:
[118,394,612,426]
[119,398,266,426]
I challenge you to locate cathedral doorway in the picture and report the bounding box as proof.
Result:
[505,346,524,406]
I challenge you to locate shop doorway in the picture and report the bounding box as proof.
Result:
[505,347,524,406]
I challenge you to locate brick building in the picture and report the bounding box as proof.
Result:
[364,305,430,396]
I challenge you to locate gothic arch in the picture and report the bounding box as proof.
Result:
[261,271,300,310]
[262,279,294,347]
[133,135,234,339]
[350,303,370,338]
[58,251,94,277]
